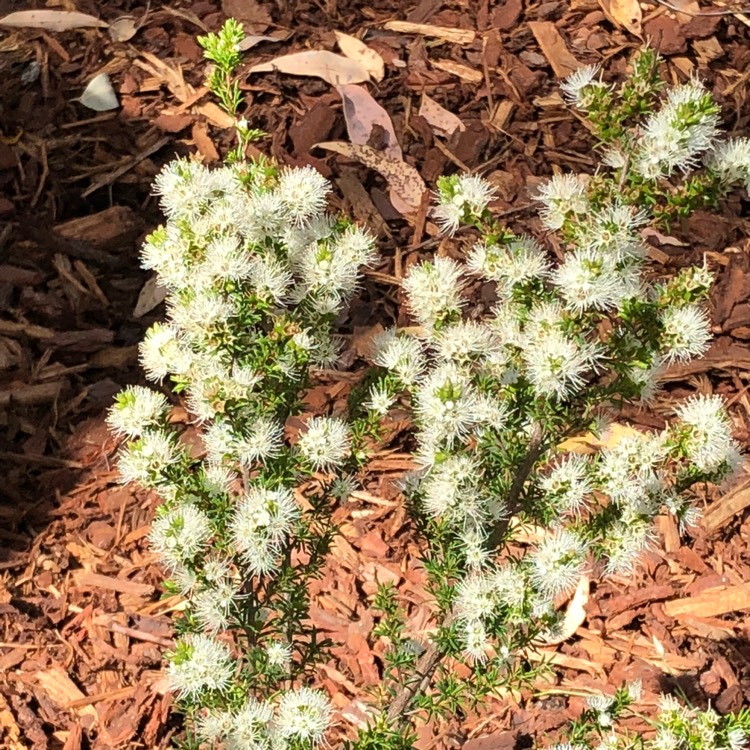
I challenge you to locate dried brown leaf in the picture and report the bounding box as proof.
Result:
[418,94,465,137]
[315,141,427,216]
[334,31,385,81]
[600,0,643,38]
[238,34,285,51]
[0,10,108,31]
[338,84,402,160]
[249,50,370,87]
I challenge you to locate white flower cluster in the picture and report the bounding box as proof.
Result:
[706,137,750,192]
[107,385,169,438]
[297,416,352,471]
[653,695,747,750]
[433,174,496,235]
[108,152,378,738]
[403,61,747,664]
[633,80,720,179]
[141,158,377,405]
[453,564,528,662]
[195,687,332,748]
[167,633,235,699]
[674,394,742,476]
[229,485,301,574]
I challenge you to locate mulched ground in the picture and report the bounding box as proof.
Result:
[2,0,750,748]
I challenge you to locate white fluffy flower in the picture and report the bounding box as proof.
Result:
[193,579,238,633]
[460,618,490,664]
[153,159,216,220]
[333,224,379,267]
[297,416,351,471]
[230,486,300,574]
[537,173,588,230]
[705,137,750,190]
[196,710,235,742]
[674,394,742,474]
[433,320,501,364]
[227,699,274,750]
[108,386,168,439]
[598,433,664,513]
[603,520,655,576]
[560,64,603,106]
[149,504,212,569]
[413,363,482,447]
[365,383,396,416]
[168,288,236,338]
[199,234,253,283]
[118,430,182,487]
[659,304,711,364]
[402,257,466,331]
[370,329,426,385]
[277,166,330,226]
[523,329,601,400]
[139,322,192,382]
[553,249,641,313]
[634,80,720,179]
[541,454,593,516]
[239,190,286,243]
[296,241,361,303]
[466,236,550,292]
[434,174,496,234]
[577,203,648,261]
[433,200,463,235]
[141,224,193,291]
[167,634,234,699]
[727,728,747,750]
[203,421,239,464]
[274,687,331,745]
[529,529,588,599]
[265,641,293,669]
[454,571,496,622]
[248,254,293,304]
[235,417,284,466]
[203,462,236,496]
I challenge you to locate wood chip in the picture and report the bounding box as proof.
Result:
[431,59,483,83]
[528,21,582,78]
[701,476,750,532]
[73,571,154,597]
[35,667,97,720]
[664,583,750,618]
[383,20,475,45]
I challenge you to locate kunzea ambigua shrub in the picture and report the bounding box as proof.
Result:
[108,26,748,750]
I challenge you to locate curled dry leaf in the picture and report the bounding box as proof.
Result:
[314,141,427,217]
[76,73,119,112]
[338,84,402,160]
[248,50,370,87]
[334,31,385,82]
[238,34,285,51]
[0,9,108,31]
[108,15,140,42]
[557,422,642,455]
[134,275,167,318]
[419,94,465,137]
[383,20,475,45]
[539,574,590,645]
[600,0,643,38]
